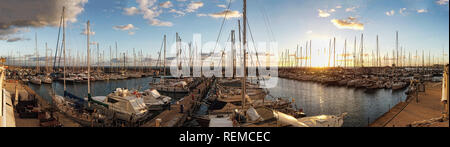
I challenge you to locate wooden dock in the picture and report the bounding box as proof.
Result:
[142,78,213,127]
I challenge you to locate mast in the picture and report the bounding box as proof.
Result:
[396,31,399,67]
[333,37,336,67]
[45,43,49,74]
[87,20,91,100]
[62,6,67,92]
[110,46,112,73]
[300,46,303,67]
[115,42,118,73]
[305,41,308,68]
[163,35,167,76]
[376,35,379,67]
[360,34,364,67]
[242,0,247,110]
[35,32,39,73]
[309,40,312,67]
[328,39,331,67]
[354,37,357,68]
[231,30,236,78]
[344,39,347,68]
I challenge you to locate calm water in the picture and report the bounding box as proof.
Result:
[265,77,407,127]
[28,77,186,104]
[29,77,408,127]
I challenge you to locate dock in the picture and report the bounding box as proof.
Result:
[142,78,213,127]
[370,82,449,127]
[3,81,81,127]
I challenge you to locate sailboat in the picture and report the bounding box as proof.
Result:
[207,0,346,127]
[31,33,42,85]
[41,43,53,84]
[149,34,193,94]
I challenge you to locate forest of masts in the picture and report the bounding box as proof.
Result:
[2,31,449,72]
[280,31,448,69]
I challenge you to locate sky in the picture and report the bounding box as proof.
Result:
[0,0,449,67]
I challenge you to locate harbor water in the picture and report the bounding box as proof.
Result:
[27,77,186,105]
[265,77,408,127]
[29,76,409,127]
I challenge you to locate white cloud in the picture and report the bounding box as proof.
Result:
[160,1,173,8]
[113,24,139,35]
[346,6,357,12]
[208,10,242,19]
[81,28,95,35]
[336,5,342,9]
[113,24,135,31]
[169,9,186,16]
[217,4,227,8]
[331,17,364,30]
[124,7,139,15]
[197,13,207,17]
[386,10,395,16]
[436,0,449,5]
[417,9,428,13]
[122,0,173,27]
[186,1,204,12]
[399,8,407,15]
[318,9,331,18]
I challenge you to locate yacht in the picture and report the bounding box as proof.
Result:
[142,89,172,111]
[30,76,42,85]
[91,88,149,122]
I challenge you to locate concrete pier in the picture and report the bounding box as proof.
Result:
[370,82,449,127]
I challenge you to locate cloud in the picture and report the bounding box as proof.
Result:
[208,10,242,19]
[318,9,331,17]
[399,8,407,15]
[124,7,139,15]
[113,24,135,31]
[417,9,428,13]
[122,0,173,27]
[197,13,207,17]
[6,37,30,42]
[150,19,173,27]
[336,5,342,9]
[186,1,204,12]
[386,10,395,16]
[217,4,227,8]
[436,0,449,5]
[346,6,357,12]
[113,24,138,35]
[0,0,87,42]
[169,9,186,16]
[81,28,96,35]
[331,17,364,30]
[306,30,313,34]
[160,1,173,8]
